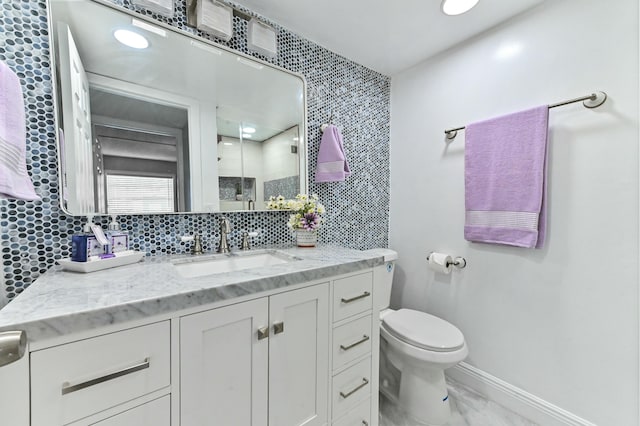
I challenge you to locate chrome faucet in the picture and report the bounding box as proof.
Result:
[247,199,255,211]
[217,217,231,253]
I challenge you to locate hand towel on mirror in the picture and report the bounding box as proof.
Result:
[0,60,39,200]
[464,105,549,248]
[315,124,351,183]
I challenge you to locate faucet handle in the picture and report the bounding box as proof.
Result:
[220,217,231,234]
[181,233,204,255]
[240,231,259,250]
[192,234,203,254]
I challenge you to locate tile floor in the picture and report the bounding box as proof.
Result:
[379,378,538,426]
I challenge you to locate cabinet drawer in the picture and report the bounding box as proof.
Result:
[92,395,170,426]
[332,357,371,420]
[31,321,170,426]
[333,315,372,371]
[332,398,371,426]
[333,272,373,322]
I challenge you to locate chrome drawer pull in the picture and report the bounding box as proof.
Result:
[340,335,370,351]
[341,291,370,304]
[61,357,150,395]
[339,378,369,399]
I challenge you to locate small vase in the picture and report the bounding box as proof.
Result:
[296,229,317,247]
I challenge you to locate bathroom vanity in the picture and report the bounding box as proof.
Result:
[0,246,387,426]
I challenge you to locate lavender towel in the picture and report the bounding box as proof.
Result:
[0,61,39,200]
[464,106,549,248]
[315,124,351,183]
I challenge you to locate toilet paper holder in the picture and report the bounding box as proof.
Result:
[426,253,467,269]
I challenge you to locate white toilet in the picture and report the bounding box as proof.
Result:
[373,249,468,425]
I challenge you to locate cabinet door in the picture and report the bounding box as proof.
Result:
[180,298,269,426]
[269,283,329,426]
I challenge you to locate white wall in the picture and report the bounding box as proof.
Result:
[198,101,220,212]
[389,1,638,424]
[218,136,264,204]
[217,136,243,177]
[263,127,299,182]
[244,139,264,203]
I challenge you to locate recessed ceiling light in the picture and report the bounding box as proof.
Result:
[441,0,480,16]
[242,127,256,133]
[114,29,149,49]
[242,133,252,139]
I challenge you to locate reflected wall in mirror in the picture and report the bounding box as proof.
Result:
[50,0,307,215]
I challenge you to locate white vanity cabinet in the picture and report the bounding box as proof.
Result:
[180,283,329,426]
[2,258,382,426]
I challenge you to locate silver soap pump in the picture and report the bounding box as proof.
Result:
[107,214,130,253]
[108,214,120,231]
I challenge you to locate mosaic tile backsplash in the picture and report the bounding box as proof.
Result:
[0,0,390,303]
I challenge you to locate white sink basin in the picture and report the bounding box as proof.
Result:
[173,250,298,278]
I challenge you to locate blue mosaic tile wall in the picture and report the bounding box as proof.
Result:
[0,0,390,303]
[264,176,298,201]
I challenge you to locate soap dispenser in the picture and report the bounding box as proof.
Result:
[107,214,129,253]
[71,214,110,261]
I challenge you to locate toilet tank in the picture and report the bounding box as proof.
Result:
[370,249,398,312]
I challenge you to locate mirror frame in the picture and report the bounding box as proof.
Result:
[48,0,308,216]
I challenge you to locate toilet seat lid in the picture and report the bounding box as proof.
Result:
[382,309,465,352]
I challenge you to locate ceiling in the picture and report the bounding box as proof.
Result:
[234,0,545,75]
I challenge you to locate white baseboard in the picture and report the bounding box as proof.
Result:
[447,362,597,426]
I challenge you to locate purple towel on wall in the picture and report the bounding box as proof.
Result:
[315,124,351,183]
[0,60,39,201]
[464,106,549,248]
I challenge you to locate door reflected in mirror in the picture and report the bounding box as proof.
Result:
[50,0,307,215]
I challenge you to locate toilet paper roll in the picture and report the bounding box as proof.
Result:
[428,252,453,274]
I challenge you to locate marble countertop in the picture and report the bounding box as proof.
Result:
[0,245,394,343]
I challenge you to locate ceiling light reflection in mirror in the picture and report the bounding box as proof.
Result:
[113,29,149,49]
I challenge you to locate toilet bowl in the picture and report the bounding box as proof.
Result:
[380,308,467,425]
[370,249,468,425]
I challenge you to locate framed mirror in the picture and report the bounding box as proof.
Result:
[49,0,307,215]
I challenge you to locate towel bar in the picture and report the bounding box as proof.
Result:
[444,91,607,140]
